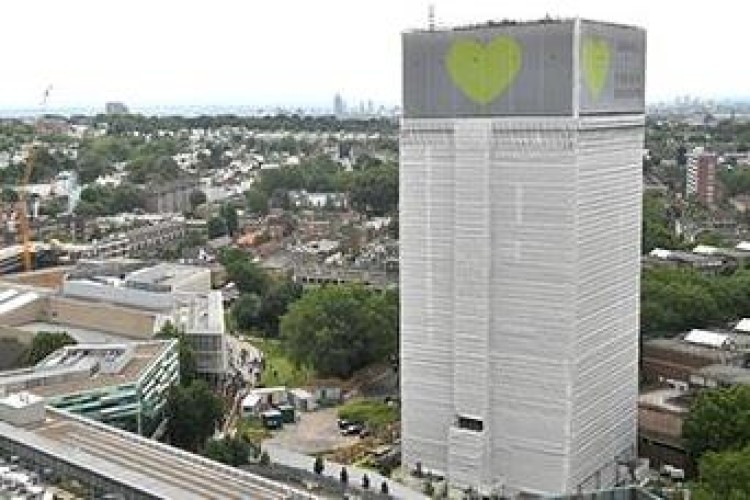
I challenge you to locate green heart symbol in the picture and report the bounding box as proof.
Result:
[582,37,611,100]
[445,36,522,105]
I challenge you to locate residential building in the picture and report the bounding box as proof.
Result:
[686,153,717,206]
[400,19,645,495]
[0,340,178,436]
[144,178,199,214]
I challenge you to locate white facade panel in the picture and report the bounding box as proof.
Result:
[400,115,642,495]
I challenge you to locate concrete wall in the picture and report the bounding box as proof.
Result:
[46,297,156,339]
[0,326,37,346]
[63,281,175,311]
[0,298,47,327]
[2,267,70,290]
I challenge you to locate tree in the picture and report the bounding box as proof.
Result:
[313,456,324,475]
[189,189,207,211]
[642,192,682,254]
[232,293,262,331]
[207,216,228,239]
[221,204,239,237]
[255,277,303,337]
[155,321,197,385]
[165,380,224,452]
[340,467,348,484]
[76,183,147,217]
[76,150,109,184]
[280,285,398,378]
[203,436,255,467]
[245,188,269,216]
[683,385,750,460]
[25,331,76,365]
[225,259,269,296]
[1,188,18,203]
[350,164,398,216]
[694,447,750,500]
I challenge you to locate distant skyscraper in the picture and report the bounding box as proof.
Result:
[333,93,346,116]
[686,153,717,207]
[400,19,646,495]
[105,102,129,115]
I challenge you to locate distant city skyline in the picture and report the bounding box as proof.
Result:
[0,0,746,110]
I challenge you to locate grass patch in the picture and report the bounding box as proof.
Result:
[337,399,398,430]
[244,336,313,387]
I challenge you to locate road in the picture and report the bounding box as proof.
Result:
[264,443,427,500]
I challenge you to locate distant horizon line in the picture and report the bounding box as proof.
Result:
[1,96,749,119]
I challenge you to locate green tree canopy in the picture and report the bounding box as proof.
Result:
[165,379,224,452]
[280,285,398,378]
[694,446,750,500]
[232,293,262,331]
[203,436,256,467]
[245,188,269,216]
[641,267,750,338]
[255,277,303,338]
[642,192,683,254]
[225,258,269,296]
[683,385,750,460]
[25,331,76,365]
[220,204,239,236]
[207,216,228,239]
[350,163,398,216]
[76,183,147,217]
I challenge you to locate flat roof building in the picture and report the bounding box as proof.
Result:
[0,407,312,499]
[0,340,178,436]
[60,261,228,380]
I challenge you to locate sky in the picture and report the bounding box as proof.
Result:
[0,0,745,110]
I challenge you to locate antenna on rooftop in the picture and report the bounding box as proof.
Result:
[428,4,435,31]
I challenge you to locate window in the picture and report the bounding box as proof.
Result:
[457,415,483,432]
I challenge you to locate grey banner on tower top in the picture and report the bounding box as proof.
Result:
[402,19,645,118]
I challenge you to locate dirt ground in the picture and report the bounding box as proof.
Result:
[263,407,359,454]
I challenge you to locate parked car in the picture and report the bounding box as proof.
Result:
[341,424,363,436]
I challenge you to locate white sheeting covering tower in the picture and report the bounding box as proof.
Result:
[400,18,645,495]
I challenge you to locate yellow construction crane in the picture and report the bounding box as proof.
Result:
[18,85,52,271]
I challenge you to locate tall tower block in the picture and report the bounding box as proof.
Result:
[400,19,646,495]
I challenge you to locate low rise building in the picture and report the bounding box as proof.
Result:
[61,261,228,381]
[0,340,178,436]
[642,329,750,386]
[144,178,199,214]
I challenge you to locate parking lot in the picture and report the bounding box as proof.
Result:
[263,407,359,454]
